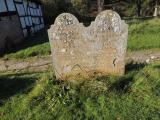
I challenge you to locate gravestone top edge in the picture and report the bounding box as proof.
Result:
[49,10,128,31]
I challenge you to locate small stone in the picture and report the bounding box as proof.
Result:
[151,56,156,59]
[146,59,150,63]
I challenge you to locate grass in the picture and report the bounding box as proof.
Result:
[0,62,160,120]
[2,30,51,60]
[128,18,160,51]
[0,18,159,119]
[1,18,160,60]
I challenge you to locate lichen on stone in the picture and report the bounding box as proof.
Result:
[48,10,128,80]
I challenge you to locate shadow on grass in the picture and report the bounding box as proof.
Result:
[1,30,49,57]
[108,62,147,93]
[154,64,160,70]
[108,75,134,93]
[0,74,36,104]
[125,61,146,73]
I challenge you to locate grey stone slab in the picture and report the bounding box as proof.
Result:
[48,10,128,80]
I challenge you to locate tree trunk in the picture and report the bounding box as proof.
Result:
[97,0,104,13]
[136,0,142,17]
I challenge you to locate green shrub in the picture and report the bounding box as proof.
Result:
[70,0,91,14]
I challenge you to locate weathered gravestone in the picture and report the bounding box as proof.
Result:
[48,10,128,80]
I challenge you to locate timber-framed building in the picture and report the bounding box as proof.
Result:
[0,0,44,54]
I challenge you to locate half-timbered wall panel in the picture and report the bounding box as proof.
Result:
[39,6,42,16]
[25,17,30,26]
[23,0,28,13]
[20,17,26,28]
[29,16,32,25]
[41,17,44,23]
[0,0,7,12]
[30,8,34,15]
[6,0,16,11]
[0,0,44,38]
[16,4,26,16]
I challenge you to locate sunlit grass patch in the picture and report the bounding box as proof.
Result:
[128,18,160,50]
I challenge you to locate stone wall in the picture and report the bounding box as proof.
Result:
[48,10,128,80]
[0,15,23,55]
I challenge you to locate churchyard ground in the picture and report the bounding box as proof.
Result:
[0,18,159,120]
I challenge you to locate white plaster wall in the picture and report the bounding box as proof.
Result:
[23,0,28,14]
[25,17,30,26]
[16,4,25,16]
[0,0,7,12]
[29,16,32,25]
[20,17,26,28]
[6,0,16,11]
[39,6,42,16]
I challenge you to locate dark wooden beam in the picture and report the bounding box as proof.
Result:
[14,1,23,4]
[21,0,28,28]
[0,11,17,17]
[4,0,12,19]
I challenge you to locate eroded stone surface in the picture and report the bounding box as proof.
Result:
[48,10,128,79]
